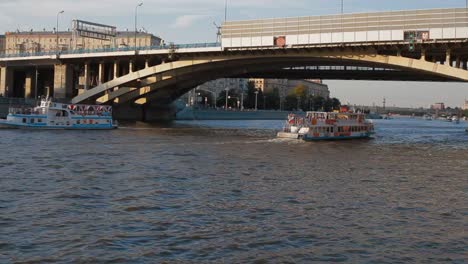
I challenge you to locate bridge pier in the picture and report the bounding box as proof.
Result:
[24,70,36,99]
[129,60,134,73]
[112,102,176,121]
[84,62,90,90]
[113,61,120,79]
[143,103,176,122]
[113,103,144,121]
[420,49,426,62]
[0,66,6,96]
[0,67,14,97]
[445,49,451,66]
[98,62,105,85]
[54,64,74,99]
[455,57,461,69]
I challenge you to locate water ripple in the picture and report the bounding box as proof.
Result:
[0,118,466,263]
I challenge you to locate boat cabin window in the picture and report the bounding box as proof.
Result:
[22,118,26,123]
[38,118,42,123]
[56,110,69,117]
[30,119,35,124]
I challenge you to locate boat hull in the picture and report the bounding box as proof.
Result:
[277,132,373,141]
[0,121,116,130]
[302,134,373,141]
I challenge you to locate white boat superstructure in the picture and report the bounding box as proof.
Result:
[0,98,117,130]
[278,112,374,141]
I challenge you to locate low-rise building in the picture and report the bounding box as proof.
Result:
[431,103,445,110]
[250,78,330,99]
[183,78,249,106]
[0,35,5,54]
[462,100,468,110]
[4,30,162,54]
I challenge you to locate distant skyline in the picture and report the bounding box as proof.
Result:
[0,0,466,107]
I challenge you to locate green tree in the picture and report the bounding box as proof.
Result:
[331,98,341,111]
[217,88,240,109]
[195,90,214,107]
[311,96,325,111]
[264,88,280,110]
[244,81,258,109]
[284,94,298,111]
[463,109,468,117]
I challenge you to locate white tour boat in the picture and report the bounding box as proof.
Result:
[278,112,374,141]
[0,98,117,130]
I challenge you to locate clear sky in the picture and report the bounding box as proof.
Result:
[0,0,467,107]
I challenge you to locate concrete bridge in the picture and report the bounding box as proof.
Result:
[0,8,467,120]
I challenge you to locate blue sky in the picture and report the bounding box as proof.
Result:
[0,0,467,107]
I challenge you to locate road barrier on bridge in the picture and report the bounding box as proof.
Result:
[0,42,221,59]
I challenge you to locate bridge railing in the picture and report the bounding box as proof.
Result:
[0,42,221,59]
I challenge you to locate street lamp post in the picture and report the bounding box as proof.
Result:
[228,96,240,109]
[340,0,344,45]
[135,2,143,51]
[224,0,228,22]
[240,89,244,111]
[254,90,259,111]
[196,88,217,108]
[56,10,64,54]
[225,88,229,110]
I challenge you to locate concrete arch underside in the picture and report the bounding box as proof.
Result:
[72,52,468,106]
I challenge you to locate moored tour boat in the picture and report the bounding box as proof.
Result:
[0,98,117,130]
[277,112,374,141]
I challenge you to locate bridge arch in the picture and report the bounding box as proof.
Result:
[72,51,468,105]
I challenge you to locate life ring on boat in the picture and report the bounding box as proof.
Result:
[83,120,87,124]
[89,120,93,124]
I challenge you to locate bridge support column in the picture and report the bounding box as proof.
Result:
[445,49,451,66]
[113,61,120,79]
[129,60,134,73]
[463,59,468,70]
[145,59,150,68]
[143,103,177,122]
[98,62,105,85]
[455,57,461,69]
[24,70,36,99]
[420,49,426,62]
[0,66,6,97]
[84,63,90,90]
[54,64,73,99]
[113,103,144,121]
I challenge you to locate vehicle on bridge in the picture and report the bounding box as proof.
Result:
[0,98,117,130]
[278,112,374,141]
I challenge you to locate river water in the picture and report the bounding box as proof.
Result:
[1,118,467,263]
